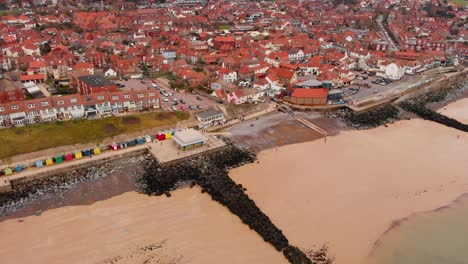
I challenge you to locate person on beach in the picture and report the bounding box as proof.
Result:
[324,137,327,143]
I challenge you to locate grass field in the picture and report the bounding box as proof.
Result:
[449,0,467,6]
[0,111,190,160]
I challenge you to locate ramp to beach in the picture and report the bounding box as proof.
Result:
[294,118,328,136]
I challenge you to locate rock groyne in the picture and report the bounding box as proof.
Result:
[137,142,317,264]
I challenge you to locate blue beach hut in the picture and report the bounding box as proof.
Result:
[15,165,23,172]
[137,137,145,144]
[35,160,44,167]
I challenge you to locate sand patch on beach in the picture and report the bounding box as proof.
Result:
[438,98,468,123]
[0,188,286,264]
[230,118,468,264]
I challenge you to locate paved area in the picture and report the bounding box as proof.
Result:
[115,78,215,112]
[148,135,226,164]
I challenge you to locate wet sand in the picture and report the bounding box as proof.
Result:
[0,188,286,264]
[230,118,468,264]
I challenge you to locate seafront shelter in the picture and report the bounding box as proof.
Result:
[172,129,206,150]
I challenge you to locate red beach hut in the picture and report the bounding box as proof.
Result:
[65,154,73,161]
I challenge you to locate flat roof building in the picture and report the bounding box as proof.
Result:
[172,129,206,150]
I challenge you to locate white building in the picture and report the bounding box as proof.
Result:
[196,108,226,128]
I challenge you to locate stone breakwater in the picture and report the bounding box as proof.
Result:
[0,156,147,217]
[400,81,468,132]
[325,105,401,130]
[137,141,320,264]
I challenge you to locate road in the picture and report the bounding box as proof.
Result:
[377,15,398,51]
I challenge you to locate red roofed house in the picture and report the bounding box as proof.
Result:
[285,88,329,106]
[213,36,235,50]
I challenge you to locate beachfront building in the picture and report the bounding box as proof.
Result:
[284,88,329,106]
[172,129,206,150]
[195,108,226,128]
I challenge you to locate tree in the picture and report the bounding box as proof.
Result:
[40,42,51,55]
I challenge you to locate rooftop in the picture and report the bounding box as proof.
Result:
[77,75,113,87]
[196,108,224,119]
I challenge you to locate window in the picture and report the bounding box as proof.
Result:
[71,98,77,103]
[112,96,119,100]
[0,107,3,112]
[12,105,19,110]
[28,104,35,109]
[85,97,91,102]
[57,100,64,105]
[124,94,130,99]
[149,92,155,96]
[41,102,49,107]
[137,94,144,98]
[97,96,104,100]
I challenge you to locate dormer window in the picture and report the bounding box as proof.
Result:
[124,94,130,99]
[41,102,49,106]
[28,104,35,109]
[112,96,119,100]
[12,105,19,110]
[57,100,64,105]
[71,98,77,103]
[137,94,144,98]
[97,96,104,100]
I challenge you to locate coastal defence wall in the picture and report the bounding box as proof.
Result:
[3,149,149,195]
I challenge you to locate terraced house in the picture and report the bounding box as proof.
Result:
[0,91,159,127]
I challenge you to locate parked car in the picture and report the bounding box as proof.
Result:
[173,101,178,106]
[180,99,186,104]
[191,90,196,95]
[162,98,169,102]
[196,96,203,101]
[197,105,202,109]
[217,100,224,104]
[167,92,173,96]
[171,105,177,111]
[188,105,195,110]
[172,98,178,102]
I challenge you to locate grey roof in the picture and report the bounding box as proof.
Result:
[196,108,224,119]
[77,75,113,87]
[294,79,323,88]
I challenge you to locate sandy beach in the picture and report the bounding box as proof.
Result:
[438,98,468,123]
[0,188,286,264]
[230,118,468,264]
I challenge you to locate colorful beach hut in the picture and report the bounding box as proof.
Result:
[145,135,152,143]
[65,154,73,161]
[137,137,145,144]
[55,155,63,163]
[157,133,166,141]
[110,144,119,151]
[128,139,137,147]
[35,160,44,167]
[45,158,54,166]
[93,147,101,155]
[119,141,128,149]
[15,165,23,172]
[74,151,82,159]
[4,167,13,175]
[82,149,91,157]
[165,131,172,139]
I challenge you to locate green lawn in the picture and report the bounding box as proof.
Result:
[217,25,231,30]
[0,111,189,160]
[448,0,467,6]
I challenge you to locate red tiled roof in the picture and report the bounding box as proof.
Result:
[20,74,46,81]
[291,88,329,98]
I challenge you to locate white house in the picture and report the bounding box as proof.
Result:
[219,68,237,83]
[104,68,118,78]
[288,48,305,61]
[377,62,405,81]
[195,108,226,128]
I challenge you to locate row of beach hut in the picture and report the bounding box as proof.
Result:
[1,129,183,176]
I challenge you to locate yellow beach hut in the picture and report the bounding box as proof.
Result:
[45,158,54,166]
[74,151,82,159]
[93,147,101,155]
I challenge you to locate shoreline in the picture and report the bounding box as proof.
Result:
[369,191,468,258]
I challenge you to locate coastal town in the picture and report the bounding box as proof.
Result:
[0,0,467,264]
